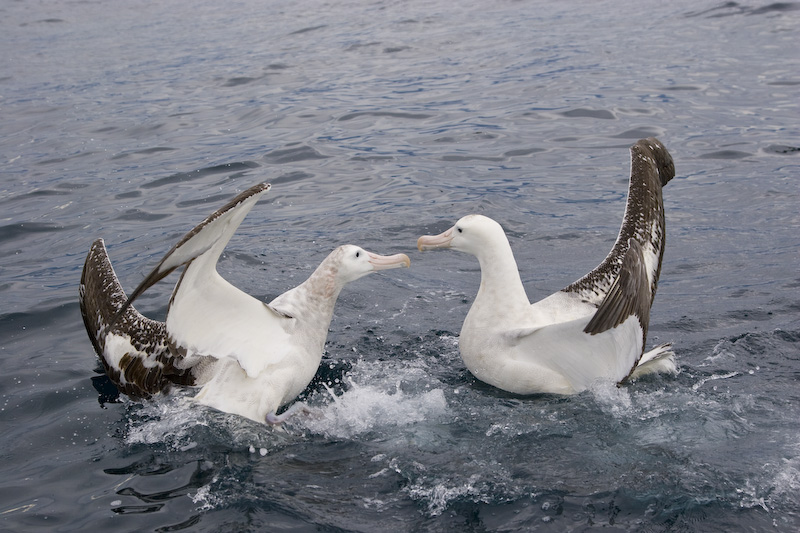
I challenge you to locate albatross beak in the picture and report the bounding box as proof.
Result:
[417,228,454,251]
[368,252,411,270]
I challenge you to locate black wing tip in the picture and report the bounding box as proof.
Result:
[122,181,273,314]
[168,180,272,254]
[220,181,271,212]
[227,181,271,207]
[632,137,675,187]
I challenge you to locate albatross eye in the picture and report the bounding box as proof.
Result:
[355,251,360,258]
[457,227,463,234]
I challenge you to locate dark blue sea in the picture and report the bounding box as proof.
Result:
[2,0,799,531]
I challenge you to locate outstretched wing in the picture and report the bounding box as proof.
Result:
[562,138,673,307]
[112,182,271,325]
[79,238,195,397]
[561,138,674,347]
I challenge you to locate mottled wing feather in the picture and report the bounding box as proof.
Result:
[79,238,193,397]
[583,238,651,336]
[562,138,674,307]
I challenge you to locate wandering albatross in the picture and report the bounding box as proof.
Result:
[79,182,410,424]
[417,138,677,395]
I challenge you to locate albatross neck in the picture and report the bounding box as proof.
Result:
[472,238,530,317]
[274,254,344,326]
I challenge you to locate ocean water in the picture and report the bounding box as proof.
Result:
[1,0,799,531]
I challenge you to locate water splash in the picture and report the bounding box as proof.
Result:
[297,359,450,439]
[691,371,741,392]
[123,390,289,451]
[124,393,207,450]
[189,483,221,512]
[589,380,632,417]
[406,474,488,516]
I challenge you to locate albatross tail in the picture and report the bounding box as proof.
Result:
[627,343,678,380]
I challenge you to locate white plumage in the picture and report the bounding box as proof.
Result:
[417,138,677,394]
[80,182,410,424]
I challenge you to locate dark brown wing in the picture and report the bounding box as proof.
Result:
[79,239,194,397]
[583,238,651,336]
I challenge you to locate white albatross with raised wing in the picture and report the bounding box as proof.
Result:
[80,182,410,424]
[417,138,677,395]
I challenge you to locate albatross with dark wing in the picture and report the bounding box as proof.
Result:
[417,138,677,395]
[80,182,410,424]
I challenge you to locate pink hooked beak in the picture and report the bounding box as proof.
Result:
[416,227,454,252]
[367,252,411,270]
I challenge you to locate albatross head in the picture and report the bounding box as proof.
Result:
[332,245,411,284]
[417,214,507,257]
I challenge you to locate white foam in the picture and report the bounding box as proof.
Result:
[589,379,632,417]
[765,440,800,511]
[406,474,485,516]
[299,379,448,439]
[189,484,220,512]
[296,358,450,439]
[125,393,208,450]
[772,457,800,499]
[691,371,740,392]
